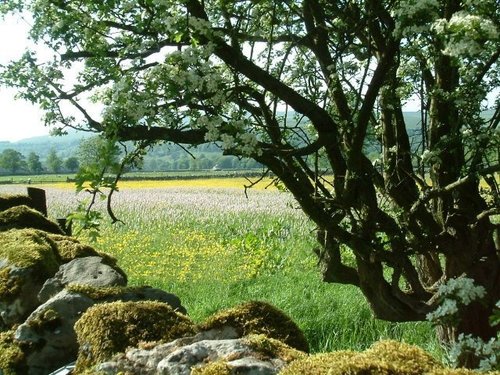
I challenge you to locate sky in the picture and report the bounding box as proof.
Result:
[0,13,496,143]
[0,14,51,142]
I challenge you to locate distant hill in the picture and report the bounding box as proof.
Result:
[0,110,494,171]
[0,129,92,160]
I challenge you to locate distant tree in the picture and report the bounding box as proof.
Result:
[77,136,121,173]
[26,152,43,174]
[45,149,63,173]
[0,149,26,173]
[64,156,80,172]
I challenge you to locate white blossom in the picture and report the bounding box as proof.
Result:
[220,133,236,150]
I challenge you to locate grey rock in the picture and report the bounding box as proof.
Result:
[15,290,95,375]
[38,256,127,303]
[96,331,289,375]
[157,339,250,375]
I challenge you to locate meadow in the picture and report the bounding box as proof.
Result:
[0,179,440,356]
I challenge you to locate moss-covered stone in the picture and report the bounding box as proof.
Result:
[199,301,309,353]
[278,351,362,375]
[24,308,62,335]
[0,229,60,301]
[74,300,196,372]
[279,340,492,375]
[65,283,128,300]
[0,195,34,212]
[244,334,307,363]
[364,339,442,374]
[45,234,100,262]
[0,330,27,375]
[0,205,64,234]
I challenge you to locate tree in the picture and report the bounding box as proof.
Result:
[64,156,80,172]
[0,148,26,173]
[77,136,121,173]
[1,0,499,365]
[45,148,62,173]
[27,152,43,174]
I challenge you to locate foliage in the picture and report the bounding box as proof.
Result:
[426,277,499,370]
[26,152,43,174]
[0,149,26,173]
[1,0,499,366]
[64,156,79,172]
[45,148,62,173]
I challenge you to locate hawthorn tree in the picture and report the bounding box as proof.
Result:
[1,0,499,363]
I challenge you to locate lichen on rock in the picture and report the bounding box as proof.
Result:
[199,301,309,353]
[74,300,196,372]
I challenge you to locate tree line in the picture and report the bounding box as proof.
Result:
[0,137,262,175]
[0,148,78,174]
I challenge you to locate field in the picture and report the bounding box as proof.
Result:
[0,179,440,356]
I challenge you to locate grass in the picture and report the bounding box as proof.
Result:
[0,181,441,357]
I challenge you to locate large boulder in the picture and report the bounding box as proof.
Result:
[74,300,195,372]
[14,289,95,375]
[0,206,64,234]
[199,301,309,353]
[95,333,305,375]
[0,229,61,328]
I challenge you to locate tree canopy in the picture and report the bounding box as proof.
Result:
[0,148,26,173]
[1,0,499,363]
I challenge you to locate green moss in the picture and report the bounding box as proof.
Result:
[279,351,361,375]
[191,361,233,375]
[74,300,196,372]
[65,284,142,301]
[199,301,309,352]
[244,334,306,363]
[45,234,100,262]
[364,339,442,374]
[0,195,34,212]
[0,205,64,234]
[25,308,62,335]
[0,229,60,301]
[0,330,27,375]
[0,267,22,302]
[280,340,476,375]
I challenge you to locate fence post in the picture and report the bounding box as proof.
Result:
[27,187,48,217]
